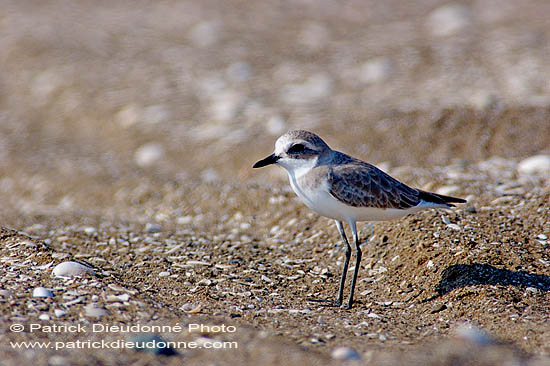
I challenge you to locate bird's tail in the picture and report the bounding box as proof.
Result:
[417,190,466,207]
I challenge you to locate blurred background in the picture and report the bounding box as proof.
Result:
[0,0,549,204]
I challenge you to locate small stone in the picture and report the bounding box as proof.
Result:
[454,323,493,345]
[158,271,171,277]
[53,261,96,278]
[85,303,106,318]
[186,260,211,266]
[537,234,548,240]
[48,355,69,366]
[426,3,472,37]
[130,334,177,356]
[145,223,161,233]
[39,313,51,321]
[134,142,165,168]
[331,346,362,361]
[0,289,10,297]
[106,294,130,302]
[33,287,54,298]
[116,104,141,128]
[359,57,393,84]
[54,309,66,317]
[447,224,462,231]
[83,227,97,235]
[517,155,550,176]
[197,279,212,286]
[177,216,193,225]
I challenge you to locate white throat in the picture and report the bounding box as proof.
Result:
[278,157,318,179]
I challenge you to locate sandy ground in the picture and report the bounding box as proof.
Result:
[0,1,549,365]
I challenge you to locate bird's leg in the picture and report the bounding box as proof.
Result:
[345,221,362,310]
[335,220,351,307]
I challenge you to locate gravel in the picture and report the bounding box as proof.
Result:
[0,1,549,366]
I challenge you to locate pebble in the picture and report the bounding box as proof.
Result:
[197,279,212,286]
[359,57,393,84]
[48,355,69,366]
[158,271,171,277]
[130,334,177,356]
[426,3,472,37]
[54,309,67,317]
[38,313,51,321]
[181,303,202,313]
[116,104,140,128]
[53,261,96,278]
[145,223,161,233]
[331,346,362,361]
[177,215,193,225]
[83,226,97,235]
[186,260,211,266]
[538,234,548,240]
[517,155,550,175]
[33,287,54,298]
[106,294,130,302]
[447,224,462,231]
[0,289,10,297]
[134,142,165,168]
[84,303,107,318]
[454,323,493,345]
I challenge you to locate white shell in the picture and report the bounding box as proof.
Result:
[52,261,96,278]
[33,287,54,297]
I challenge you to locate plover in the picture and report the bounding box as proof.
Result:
[253,130,466,309]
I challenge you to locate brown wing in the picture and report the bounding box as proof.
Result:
[327,161,421,209]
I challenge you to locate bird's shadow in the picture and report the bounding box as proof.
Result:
[435,262,550,296]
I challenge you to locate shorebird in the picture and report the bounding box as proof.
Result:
[253,130,465,309]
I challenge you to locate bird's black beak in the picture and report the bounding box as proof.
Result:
[253,153,279,168]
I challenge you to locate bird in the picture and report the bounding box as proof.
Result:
[253,130,466,309]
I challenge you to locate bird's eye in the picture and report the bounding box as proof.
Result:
[287,144,305,154]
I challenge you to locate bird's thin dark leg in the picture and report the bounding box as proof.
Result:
[345,221,362,310]
[335,220,351,307]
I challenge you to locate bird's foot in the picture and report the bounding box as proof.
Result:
[307,298,342,307]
